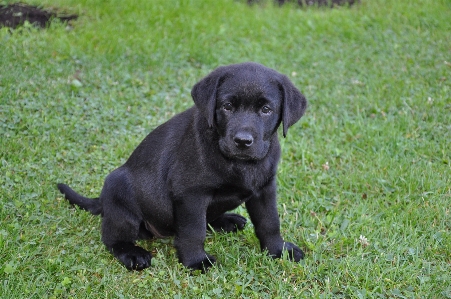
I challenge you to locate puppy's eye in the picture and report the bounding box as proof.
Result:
[223,102,233,111]
[261,106,272,114]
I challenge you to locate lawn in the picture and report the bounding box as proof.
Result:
[1,0,450,298]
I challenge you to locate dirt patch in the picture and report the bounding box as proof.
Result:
[248,0,360,6]
[0,3,77,29]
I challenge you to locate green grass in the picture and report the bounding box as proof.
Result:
[1,0,450,297]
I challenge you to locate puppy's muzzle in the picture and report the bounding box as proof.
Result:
[233,132,254,149]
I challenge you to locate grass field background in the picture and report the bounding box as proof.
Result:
[1,0,450,297]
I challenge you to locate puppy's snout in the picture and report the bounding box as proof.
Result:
[233,132,254,149]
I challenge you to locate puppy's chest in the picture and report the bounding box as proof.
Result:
[225,163,272,190]
[212,165,268,201]
[212,185,253,204]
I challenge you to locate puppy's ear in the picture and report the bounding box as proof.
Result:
[191,68,225,128]
[279,75,307,137]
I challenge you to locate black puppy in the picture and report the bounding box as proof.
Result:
[57,62,307,271]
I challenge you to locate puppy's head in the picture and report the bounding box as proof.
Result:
[192,62,307,161]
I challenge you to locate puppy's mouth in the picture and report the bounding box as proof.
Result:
[218,139,268,161]
[231,153,258,161]
[224,152,258,161]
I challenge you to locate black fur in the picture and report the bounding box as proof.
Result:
[57,62,307,271]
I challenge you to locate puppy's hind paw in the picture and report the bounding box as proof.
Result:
[208,213,247,233]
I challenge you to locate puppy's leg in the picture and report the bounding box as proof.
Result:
[100,169,152,271]
[208,213,247,233]
[245,179,304,262]
[173,195,215,272]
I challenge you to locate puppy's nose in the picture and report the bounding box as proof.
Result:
[234,132,253,149]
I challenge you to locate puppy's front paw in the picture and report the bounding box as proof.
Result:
[283,242,305,262]
[208,213,247,233]
[182,253,216,272]
[109,242,152,271]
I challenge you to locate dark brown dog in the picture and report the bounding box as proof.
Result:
[58,62,307,271]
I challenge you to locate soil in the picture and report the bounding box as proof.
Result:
[248,0,360,6]
[1,1,356,29]
[0,3,77,29]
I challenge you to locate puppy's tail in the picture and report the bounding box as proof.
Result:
[57,183,102,215]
